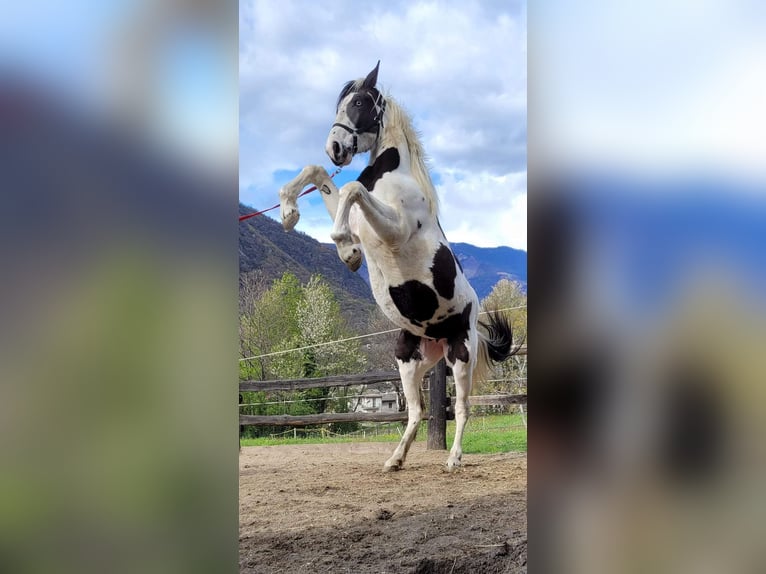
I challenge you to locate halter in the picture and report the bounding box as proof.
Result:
[332,90,387,155]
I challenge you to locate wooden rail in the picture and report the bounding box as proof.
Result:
[239,345,527,434]
[455,394,527,406]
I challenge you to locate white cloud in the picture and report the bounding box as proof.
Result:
[538,0,766,178]
[239,0,527,248]
[437,170,527,250]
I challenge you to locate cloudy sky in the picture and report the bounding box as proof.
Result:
[239,0,527,250]
[536,0,766,179]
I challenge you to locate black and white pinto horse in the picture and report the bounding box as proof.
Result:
[280,62,518,471]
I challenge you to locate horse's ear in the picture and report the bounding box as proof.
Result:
[363,61,380,89]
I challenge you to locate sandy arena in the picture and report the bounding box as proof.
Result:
[239,442,527,573]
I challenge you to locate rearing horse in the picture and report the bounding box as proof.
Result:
[280,62,518,471]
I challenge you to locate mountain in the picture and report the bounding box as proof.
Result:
[351,243,527,301]
[451,242,527,299]
[239,204,527,318]
[238,205,375,325]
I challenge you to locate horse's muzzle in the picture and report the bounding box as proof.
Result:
[330,141,344,165]
[328,141,352,166]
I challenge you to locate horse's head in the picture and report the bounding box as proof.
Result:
[326,61,386,166]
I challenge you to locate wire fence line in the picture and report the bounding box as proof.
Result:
[239,304,527,362]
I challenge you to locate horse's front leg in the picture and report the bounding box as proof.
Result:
[330,182,365,271]
[333,181,409,242]
[331,181,408,270]
[279,165,340,231]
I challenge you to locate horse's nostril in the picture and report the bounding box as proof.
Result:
[332,141,341,157]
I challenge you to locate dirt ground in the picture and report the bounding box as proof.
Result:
[239,442,527,573]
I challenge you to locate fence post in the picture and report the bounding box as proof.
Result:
[239,394,244,439]
[427,359,447,450]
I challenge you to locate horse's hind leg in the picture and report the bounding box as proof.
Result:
[384,332,438,471]
[384,358,429,471]
[279,165,340,231]
[446,337,477,470]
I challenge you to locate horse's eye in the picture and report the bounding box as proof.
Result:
[355,99,362,106]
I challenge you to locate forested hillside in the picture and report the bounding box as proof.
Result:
[239,205,375,327]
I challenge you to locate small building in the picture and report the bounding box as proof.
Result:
[380,392,399,413]
[356,385,401,414]
[358,390,382,413]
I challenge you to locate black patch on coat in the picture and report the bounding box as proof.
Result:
[425,303,473,364]
[448,337,470,364]
[395,330,422,362]
[417,220,422,229]
[389,280,439,324]
[357,147,400,191]
[430,243,457,300]
[425,302,472,340]
[344,86,382,131]
[336,80,356,110]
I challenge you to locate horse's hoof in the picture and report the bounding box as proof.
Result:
[345,253,362,272]
[334,243,362,271]
[279,185,300,231]
[383,460,402,472]
[446,456,462,471]
[281,207,300,231]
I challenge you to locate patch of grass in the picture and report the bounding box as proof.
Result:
[457,413,527,453]
[459,427,527,454]
[240,413,526,453]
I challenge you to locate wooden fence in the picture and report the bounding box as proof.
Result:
[239,346,526,449]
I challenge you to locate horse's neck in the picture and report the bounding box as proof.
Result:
[372,123,411,170]
[371,114,439,220]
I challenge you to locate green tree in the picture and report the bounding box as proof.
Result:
[240,272,303,380]
[268,274,364,379]
[479,279,527,395]
[296,275,365,377]
[239,270,268,380]
[362,307,399,372]
[239,272,365,436]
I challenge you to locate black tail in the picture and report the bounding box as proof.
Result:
[479,311,521,363]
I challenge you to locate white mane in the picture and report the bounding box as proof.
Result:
[374,95,439,217]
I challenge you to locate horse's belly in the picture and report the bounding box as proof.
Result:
[369,267,475,339]
[361,228,478,338]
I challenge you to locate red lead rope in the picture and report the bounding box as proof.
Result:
[239,167,342,222]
